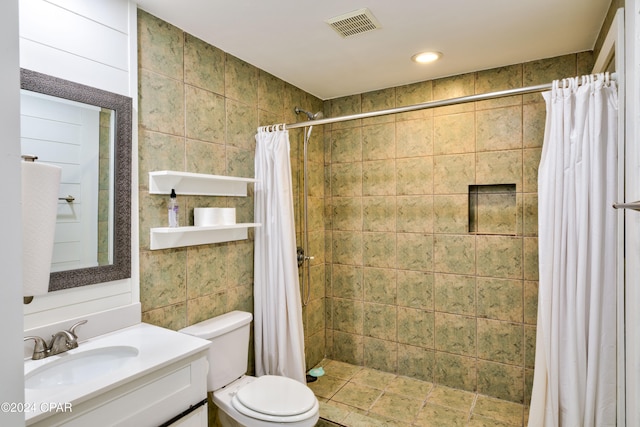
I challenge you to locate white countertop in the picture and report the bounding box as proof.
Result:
[24,323,210,424]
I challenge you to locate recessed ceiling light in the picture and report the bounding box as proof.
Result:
[411,51,442,64]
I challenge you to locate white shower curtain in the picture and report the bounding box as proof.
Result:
[529,74,617,427]
[253,125,306,384]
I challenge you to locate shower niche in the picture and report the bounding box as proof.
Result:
[148,170,260,250]
[468,184,517,235]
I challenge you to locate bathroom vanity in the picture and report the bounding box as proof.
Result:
[24,323,210,426]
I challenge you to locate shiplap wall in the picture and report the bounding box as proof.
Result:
[20,0,139,333]
[19,0,131,96]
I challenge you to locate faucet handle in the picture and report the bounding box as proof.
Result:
[64,320,87,351]
[24,336,48,360]
[68,320,87,338]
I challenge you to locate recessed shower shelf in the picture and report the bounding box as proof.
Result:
[149,171,257,197]
[150,224,261,250]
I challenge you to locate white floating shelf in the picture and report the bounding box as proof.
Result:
[150,223,261,250]
[149,171,257,197]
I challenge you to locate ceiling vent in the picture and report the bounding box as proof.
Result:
[326,8,381,38]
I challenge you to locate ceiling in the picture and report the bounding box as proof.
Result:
[134,0,612,100]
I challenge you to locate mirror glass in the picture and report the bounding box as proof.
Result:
[20,69,131,292]
[20,90,115,272]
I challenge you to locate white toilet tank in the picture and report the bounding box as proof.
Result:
[179,310,252,391]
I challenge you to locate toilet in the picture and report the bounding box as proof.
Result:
[180,311,319,427]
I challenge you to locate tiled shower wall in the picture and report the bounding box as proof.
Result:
[136,10,326,369]
[292,122,328,367]
[323,52,595,404]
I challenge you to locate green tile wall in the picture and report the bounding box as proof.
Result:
[324,52,594,404]
[137,10,326,372]
[97,109,112,265]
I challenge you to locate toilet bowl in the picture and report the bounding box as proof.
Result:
[179,311,319,427]
[213,376,319,427]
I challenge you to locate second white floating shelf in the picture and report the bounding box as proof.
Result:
[149,170,257,197]
[150,223,261,250]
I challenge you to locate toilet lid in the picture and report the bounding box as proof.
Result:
[235,375,316,417]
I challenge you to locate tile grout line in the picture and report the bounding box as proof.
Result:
[467,392,480,423]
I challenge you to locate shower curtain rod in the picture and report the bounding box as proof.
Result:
[284,72,618,130]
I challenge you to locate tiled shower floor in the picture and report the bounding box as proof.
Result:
[310,359,528,427]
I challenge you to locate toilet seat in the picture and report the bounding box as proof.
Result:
[231,375,318,423]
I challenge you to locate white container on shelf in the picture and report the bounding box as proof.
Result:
[194,208,236,227]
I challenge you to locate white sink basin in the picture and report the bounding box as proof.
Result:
[24,323,211,425]
[25,346,139,390]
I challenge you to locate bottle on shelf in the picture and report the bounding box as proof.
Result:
[168,188,179,228]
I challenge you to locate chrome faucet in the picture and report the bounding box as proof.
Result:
[49,329,79,356]
[23,336,48,360]
[24,320,87,360]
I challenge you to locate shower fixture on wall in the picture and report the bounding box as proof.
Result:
[294,107,323,121]
[295,107,322,307]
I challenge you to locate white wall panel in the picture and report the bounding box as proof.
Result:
[46,0,130,33]
[20,0,129,69]
[52,242,81,264]
[20,38,130,96]
[24,281,137,331]
[54,222,82,243]
[19,0,132,97]
[21,92,91,122]
[22,127,82,150]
